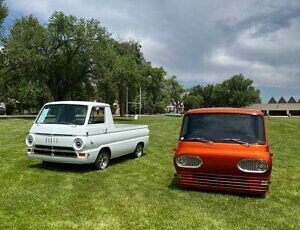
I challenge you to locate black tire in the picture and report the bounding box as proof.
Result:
[42,161,50,167]
[94,149,110,170]
[132,143,144,158]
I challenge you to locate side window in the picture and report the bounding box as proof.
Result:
[88,107,105,124]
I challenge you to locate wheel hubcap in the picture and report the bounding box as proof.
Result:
[136,145,143,157]
[99,153,108,168]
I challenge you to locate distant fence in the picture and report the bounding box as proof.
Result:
[0,115,36,119]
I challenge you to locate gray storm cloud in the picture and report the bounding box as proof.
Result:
[7,0,300,90]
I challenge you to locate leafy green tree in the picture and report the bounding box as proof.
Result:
[0,0,7,33]
[142,63,167,113]
[1,12,156,114]
[1,12,111,107]
[91,41,118,105]
[42,12,110,100]
[183,95,203,110]
[183,84,216,108]
[214,74,261,107]
[183,85,204,110]
[165,75,185,113]
[0,15,48,110]
[113,41,144,116]
[184,75,260,108]
[202,84,217,107]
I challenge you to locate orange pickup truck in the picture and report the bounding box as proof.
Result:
[173,108,272,196]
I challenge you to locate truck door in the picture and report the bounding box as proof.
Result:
[87,106,107,135]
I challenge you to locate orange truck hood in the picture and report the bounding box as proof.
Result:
[175,141,272,176]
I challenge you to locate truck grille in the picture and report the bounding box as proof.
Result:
[33,145,77,158]
[178,172,269,192]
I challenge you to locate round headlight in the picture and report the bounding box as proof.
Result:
[73,138,84,150]
[238,159,268,173]
[177,156,187,166]
[256,160,267,171]
[176,155,202,168]
[25,134,34,147]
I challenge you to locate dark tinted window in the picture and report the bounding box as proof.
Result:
[181,113,265,144]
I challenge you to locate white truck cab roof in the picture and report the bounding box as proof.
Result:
[45,101,110,107]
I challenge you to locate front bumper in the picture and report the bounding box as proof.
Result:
[175,172,271,195]
[27,148,99,164]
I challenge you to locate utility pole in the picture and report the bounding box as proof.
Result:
[126,86,128,116]
[139,87,142,116]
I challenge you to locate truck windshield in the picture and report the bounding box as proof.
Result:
[181,113,265,145]
[36,104,88,125]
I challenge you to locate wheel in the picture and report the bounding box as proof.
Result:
[42,161,50,166]
[133,143,144,158]
[94,149,110,170]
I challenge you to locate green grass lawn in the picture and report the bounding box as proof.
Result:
[0,116,299,229]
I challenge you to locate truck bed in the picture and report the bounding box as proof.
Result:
[114,124,148,132]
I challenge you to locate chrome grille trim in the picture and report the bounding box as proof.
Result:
[33,145,77,158]
[34,147,75,153]
[178,173,270,192]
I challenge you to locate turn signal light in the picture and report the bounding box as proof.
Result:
[79,152,86,157]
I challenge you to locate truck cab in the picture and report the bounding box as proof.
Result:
[26,101,149,169]
[173,108,272,196]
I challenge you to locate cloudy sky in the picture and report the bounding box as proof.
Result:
[4,0,300,102]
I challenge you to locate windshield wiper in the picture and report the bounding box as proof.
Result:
[183,137,214,144]
[218,138,249,146]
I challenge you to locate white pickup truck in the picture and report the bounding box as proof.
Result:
[25,101,149,169]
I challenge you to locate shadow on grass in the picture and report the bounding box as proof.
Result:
[168,177,179,190]
[28,152,147,173]
[168,177,266,199]
[109,151,148,167]
[29,162,95,173]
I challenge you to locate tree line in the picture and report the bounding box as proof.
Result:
[0,1,260,115]
[183,75,261,110]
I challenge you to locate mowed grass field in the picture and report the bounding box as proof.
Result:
[0,116,299,230]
